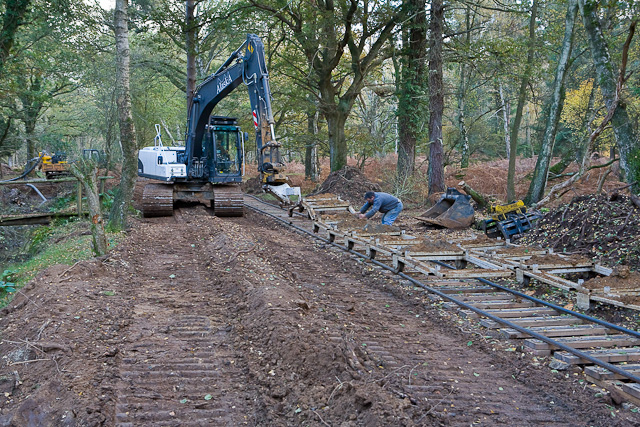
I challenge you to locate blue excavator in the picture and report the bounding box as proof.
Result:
[137,34,300,217]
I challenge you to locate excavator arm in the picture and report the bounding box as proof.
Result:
[183,34,299,204]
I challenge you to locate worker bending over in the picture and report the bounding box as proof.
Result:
[359,191,403,225]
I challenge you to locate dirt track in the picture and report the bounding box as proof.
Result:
[1,206,638,425]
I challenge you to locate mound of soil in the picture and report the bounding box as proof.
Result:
[522,253,592,267]
[520,193,640,270]
[582,266,640,305]
[312,166,381,207]
[241,176,263,194]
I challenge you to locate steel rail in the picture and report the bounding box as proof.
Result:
[430,260,640,338]
[244,197,640,384]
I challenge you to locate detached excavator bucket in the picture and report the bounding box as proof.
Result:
[416,188,475,229]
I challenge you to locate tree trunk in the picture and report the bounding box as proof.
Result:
[459,180,489,208]
[18,74,44,163]
[326,108,348,171]
[458,63,470,168]
[458,5,472,169]
[579,0,638,191]
[396,0,427,179]
[185,0,196,113]
[70,161,108,256]
[109,0,138,230]
[24,118,37,162]
[427,0,445,196]
[525,0,577,205]
[304,104,319,181]
[498,83,510,158]
[507,0,537,202]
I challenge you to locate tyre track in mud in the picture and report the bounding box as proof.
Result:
[113,207,257,426]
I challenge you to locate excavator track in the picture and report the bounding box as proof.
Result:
[142,183,174,217]
[213,184,244,217]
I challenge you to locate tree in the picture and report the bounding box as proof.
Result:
[396,0,427,180]
[525,0,578,205]
[13,55,77,160]
[69,159,108,256]
[109,0,138,230]
[578,0,638,192]
[250,0,403,172]
[0,0,31,74]
[506,0,538,202]
[456,4,473,169]
[0,116,17,176]
[304,94,320,181]
[185,0,196,111]
[427,0,445,196]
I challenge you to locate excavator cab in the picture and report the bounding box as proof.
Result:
[204,116,243,182]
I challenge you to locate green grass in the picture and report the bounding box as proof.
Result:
[0,218,124,308]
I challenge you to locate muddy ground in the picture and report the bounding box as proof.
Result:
[1,204,638,426]
[1,161,640,425]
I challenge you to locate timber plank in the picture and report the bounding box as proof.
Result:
[525,335,640,350]
[469,301,536,310]
[586,375,640,406]
[584,364,640,380]
[622,383,640,401]
[500,325,610,339]
[480,316,582,329]
[438,286,498,294]
[438,269,514,279]
[582,376,640,407]
[555,348,640,364]
[455,293,514,301]
[483,307,558,318]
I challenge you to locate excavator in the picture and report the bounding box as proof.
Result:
[137,34,300,217]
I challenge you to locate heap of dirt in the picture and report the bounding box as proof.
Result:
[522,253,592,267]
[520,193,640,270]
[312,166,381,207]
[241,175,263,194]
[583,266,638,290]
[582,266,640,305]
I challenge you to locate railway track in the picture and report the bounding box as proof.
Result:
[244,194,640,406]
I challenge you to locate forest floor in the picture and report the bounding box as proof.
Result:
[1,157,639,425]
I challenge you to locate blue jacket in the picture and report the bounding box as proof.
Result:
[360,192,400,219]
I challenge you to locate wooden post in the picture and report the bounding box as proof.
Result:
[77,180,82,216]
[100,178,105,201]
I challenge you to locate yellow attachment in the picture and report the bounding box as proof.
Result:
[39,152,68,165]
[489,200,526,221]
[261,172,287,184]
[39,152,53,164]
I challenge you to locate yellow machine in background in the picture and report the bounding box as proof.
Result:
[482,200,541,240]
[487,200,526,221]
[39,151,70,179]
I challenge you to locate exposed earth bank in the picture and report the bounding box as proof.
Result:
[1,206,637,425]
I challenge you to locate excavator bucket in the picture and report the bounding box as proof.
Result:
[416,188,475,229]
